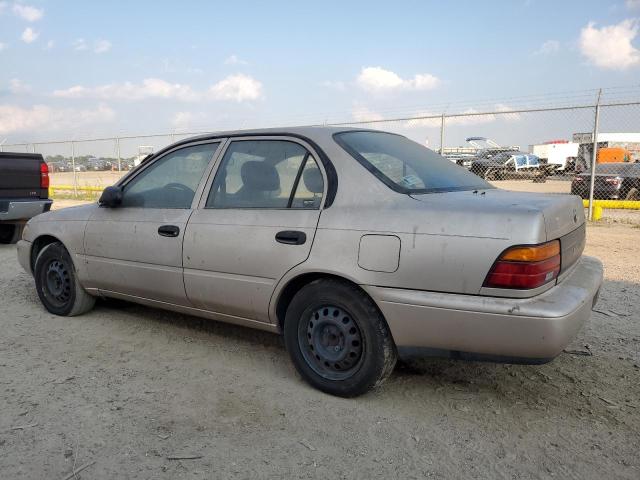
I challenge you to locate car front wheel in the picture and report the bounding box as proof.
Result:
[284,279,397,397]
[34,241,96,316]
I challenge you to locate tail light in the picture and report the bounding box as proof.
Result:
[40,161,50,188]
[484,240,561,290]
[604,176,622,187]
[573,176,584,182]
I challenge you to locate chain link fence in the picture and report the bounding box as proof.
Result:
[1,93,639,221]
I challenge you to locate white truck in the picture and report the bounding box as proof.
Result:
[530,141,579,172]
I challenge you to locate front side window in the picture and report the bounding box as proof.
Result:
[334,131,492,194]
[206,140,324,209]
[121,143,219,209]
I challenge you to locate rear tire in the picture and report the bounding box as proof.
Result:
[284,279,397,397]
[34,242,95,316]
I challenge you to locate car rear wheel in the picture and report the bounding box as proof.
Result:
[34,242,95,316]
[284,279,397,397]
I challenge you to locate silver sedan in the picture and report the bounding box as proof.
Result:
[17,127,603,397]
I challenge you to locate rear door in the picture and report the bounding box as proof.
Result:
[83,141,221,305]
[183,137,326,322]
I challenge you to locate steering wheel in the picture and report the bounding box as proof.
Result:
[164,183,194,195]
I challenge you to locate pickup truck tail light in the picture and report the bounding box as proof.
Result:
[484,240,561,290]
[40,161,50,189]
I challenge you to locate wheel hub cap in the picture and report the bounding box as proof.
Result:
[299,305,364,380]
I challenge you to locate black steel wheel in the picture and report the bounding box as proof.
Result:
[34,241,95,316]
[284,278,397,397]
[299,305,364,381]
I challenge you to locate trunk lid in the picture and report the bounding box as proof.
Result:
[0,152,47,200]
[410,188,585,241]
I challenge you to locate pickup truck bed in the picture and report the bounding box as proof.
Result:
[0,152,52,243]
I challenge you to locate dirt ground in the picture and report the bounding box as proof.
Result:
[1,222,639,479]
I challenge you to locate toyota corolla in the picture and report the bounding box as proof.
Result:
[17,127,603,397]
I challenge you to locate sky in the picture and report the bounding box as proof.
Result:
[1,0,640,148]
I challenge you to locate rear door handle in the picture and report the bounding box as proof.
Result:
[275,230,306,245]
[158,225,180,237]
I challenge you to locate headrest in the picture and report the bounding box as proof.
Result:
[303,167,324,194]
[241,161,280,191]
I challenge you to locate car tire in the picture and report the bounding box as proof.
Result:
[0,224,16,244]
[284,278,397,397]
[34,241,96,316]
[625,188,640,201]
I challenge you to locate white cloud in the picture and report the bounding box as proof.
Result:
[0,104,115,135]
[54,78,199,102]
[224,54,248,66]
[404,104,520,129]
[53,75,264,103]
[351,105,384,122]
[9,78,31,94]
[172,111,205,129]
[0,42,7,52]
[535,40,560,55]
[72,38,88,51]
[626,0,640,9]
[21,27,38,43]
[12,3,43,21]
[94,39,111,53]
[207,74,263,102]
[45,39,53,50]
[356,66,440,93]
[579,19,640,70]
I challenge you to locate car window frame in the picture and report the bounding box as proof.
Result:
[115,139,223,210]
[195,136,328,211]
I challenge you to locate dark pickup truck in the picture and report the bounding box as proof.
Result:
[0,152,52,243]
[571,163,640,201]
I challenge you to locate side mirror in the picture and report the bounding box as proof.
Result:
[98,185,123,208]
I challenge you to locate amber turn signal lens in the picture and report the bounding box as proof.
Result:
[500,240,560,262]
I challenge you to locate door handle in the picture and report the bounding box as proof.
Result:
[158,225,180,237]
[275,230,306,245]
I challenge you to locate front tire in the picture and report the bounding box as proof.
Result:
[284,279,397,397]
[34,242,95,316]
[625,187,640,201]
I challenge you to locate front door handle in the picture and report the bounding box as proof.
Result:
[275,230,306,245]
[158,225,180,237]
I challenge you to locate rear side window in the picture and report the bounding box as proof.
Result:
[206,140,324,209]
[334,131,492,194]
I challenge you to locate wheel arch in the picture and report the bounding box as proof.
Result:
[273,271,390,336]
[30,234,65,273]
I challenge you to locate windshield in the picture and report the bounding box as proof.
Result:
[334,131,493,193]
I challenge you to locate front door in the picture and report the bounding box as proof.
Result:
[83,141,221,305]
[183,137,326,322]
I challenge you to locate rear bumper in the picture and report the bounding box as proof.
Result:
[364,256,603,362]
[0,199,52,222]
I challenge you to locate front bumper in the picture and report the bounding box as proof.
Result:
[364,256,603,362]
[16,239,32,274]
[0,199,52,222]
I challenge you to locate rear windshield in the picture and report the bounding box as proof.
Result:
[334,131,493,193]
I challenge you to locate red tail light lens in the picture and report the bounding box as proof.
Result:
[484,240,561,290]
[40,162,50,188]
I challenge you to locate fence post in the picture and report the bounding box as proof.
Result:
[439,113,446,154]
[71,141,77,198]
[587,89,602,221]
[116,137,121,172]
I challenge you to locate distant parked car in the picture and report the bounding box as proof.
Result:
[470,151,544,180]
[571,163,640,200]
[17,127,602,397]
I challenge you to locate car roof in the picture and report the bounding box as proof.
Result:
[180,125,368,143]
